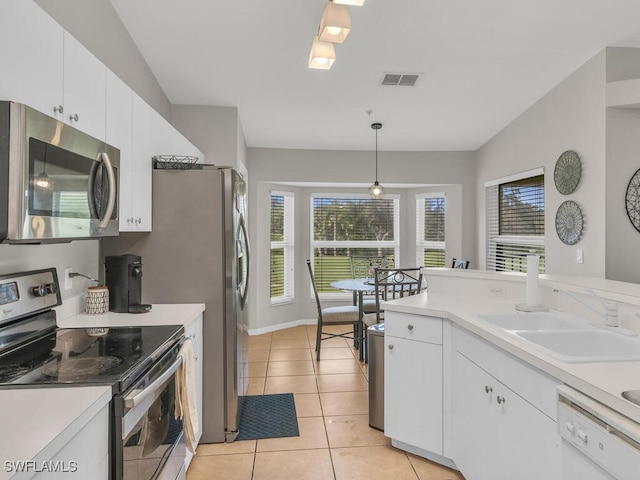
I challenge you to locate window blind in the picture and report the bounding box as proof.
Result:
[486,174,545,272]
[416,194,446,267]
[270,192,294,303]
[311,195,398,295]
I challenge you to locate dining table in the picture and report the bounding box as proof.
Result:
[330,278,378,361]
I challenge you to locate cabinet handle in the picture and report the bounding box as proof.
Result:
[407,324,414,331]
[497,396,506,405]
[484,385,493,393]
[53,105,64,114]
[388,344,394,350]
[135,218,142,224]
[69,113,79,122]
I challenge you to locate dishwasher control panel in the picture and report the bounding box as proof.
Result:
[558,386,640,480]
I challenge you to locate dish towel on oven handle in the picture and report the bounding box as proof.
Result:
[175,338,199,453]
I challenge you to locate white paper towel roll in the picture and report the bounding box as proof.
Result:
[526,253,539,306]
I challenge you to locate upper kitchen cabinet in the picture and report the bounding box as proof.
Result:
[62,32,107,140]
[129,93,155,232]
[150,109,205,163]
[0,0,106,140]
[105,71,136,232]
[0,0,64,115]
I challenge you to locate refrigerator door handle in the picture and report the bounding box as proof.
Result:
[237,214,250,309]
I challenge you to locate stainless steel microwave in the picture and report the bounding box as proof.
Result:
[0,102,119,243]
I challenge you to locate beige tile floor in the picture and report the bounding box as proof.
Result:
[187,325,465,480]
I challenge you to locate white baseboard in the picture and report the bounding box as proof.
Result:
[248,319,316,336]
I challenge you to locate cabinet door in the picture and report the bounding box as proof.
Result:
[106,71,134,231]
[0,0,63,116]
[453,352,498,480]
[131,94,153,231]
[453,353,561,480]
[63,32,106,140]
[385,335,443,454]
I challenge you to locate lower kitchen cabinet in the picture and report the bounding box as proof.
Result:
[453,329,562,480]
[384,312,444,456]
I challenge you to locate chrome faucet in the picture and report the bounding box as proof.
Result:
[552,288,619,327]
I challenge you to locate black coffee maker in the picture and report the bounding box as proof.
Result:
[104,254,152,313]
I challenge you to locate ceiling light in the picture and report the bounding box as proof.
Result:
[369,122,385,199]
[308,35,336,70]
[318,1,351,43]
[333,0,366,5]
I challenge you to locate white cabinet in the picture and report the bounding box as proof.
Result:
[184,314,203,468]
[62,32,106,140]
[0,0,63,116]
[0,0,106,140]
[384,312,444,456]
[453,328,562,480]
[128,93,154,231]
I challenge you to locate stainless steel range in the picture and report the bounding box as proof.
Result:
[0,268,187,480]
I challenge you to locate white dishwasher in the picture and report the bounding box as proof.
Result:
[557,385,640,480]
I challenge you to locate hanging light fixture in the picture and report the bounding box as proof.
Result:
[333,0,365,5]
[369,122,385,199]
[308,35,336,69]
[318,1,351,43]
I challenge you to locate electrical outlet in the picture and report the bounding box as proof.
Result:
[489,286,505,297]
[64,268,73,290]
[576,249,584,264]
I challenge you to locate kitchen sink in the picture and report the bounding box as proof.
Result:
[474,312,592,332]
[515,330,640,363]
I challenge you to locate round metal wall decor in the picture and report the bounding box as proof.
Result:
[625,168,640,233]
[554,150,582,195]
[555,200,583,245]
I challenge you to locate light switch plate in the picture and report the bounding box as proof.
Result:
[576,250,584,264]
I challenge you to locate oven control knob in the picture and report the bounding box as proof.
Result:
[45,283,58,295]
[31,285,47,297]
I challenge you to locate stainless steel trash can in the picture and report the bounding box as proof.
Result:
[368,322,385,431]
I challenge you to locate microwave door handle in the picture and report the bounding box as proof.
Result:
[124,356,183,409]
[96,152,116,228]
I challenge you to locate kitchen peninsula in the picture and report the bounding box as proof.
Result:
[383,268,640,480]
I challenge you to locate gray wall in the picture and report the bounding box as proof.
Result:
[475,50,607,277]
[246,148,476,332]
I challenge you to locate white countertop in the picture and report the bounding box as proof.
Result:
[0,386,111,480]
[384,291,640,424]
[57,303,205,329]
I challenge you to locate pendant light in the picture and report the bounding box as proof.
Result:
[369,122,384,199]
[308,35,336,70]
[318,1,351,43]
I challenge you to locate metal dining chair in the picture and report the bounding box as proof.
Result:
[360,267,424,362]
[307,260,361,361]
[452,258,470,269]
[349,255,392,314]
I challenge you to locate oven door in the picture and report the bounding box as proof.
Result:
[115,343,186,480]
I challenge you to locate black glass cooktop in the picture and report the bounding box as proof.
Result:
[0,323,183,393]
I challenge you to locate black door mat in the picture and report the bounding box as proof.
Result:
[236,393,300,441]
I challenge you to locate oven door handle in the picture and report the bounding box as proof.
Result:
[124,355,183,409]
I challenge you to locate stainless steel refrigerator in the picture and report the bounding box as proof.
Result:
[103,165,250,443]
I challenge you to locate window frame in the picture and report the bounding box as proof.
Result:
[416,192,446,267]
[310,193,400,300]
[270,190,295,305]
[485,168,545,273]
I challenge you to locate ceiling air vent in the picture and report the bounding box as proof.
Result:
[380,72,421,87]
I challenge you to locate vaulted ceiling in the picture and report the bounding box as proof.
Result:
[110,0,640,151]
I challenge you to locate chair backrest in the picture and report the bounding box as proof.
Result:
[350,255,392,279]
[372,267,424,322]
[306,259,323,318]
[452,258,470,269]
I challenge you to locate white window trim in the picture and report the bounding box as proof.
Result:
[416,192,446,267]
[485,168,545,272]
[270,190,295,305]
[310,193,401,300]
